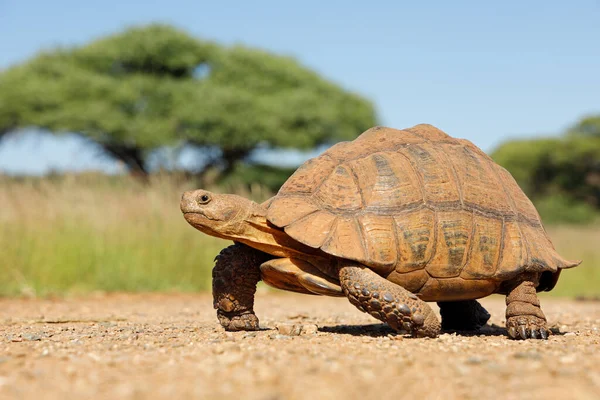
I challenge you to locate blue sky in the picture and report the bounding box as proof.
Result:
[1,0,599,174]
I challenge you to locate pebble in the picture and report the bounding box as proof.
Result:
[514,351,542,360]
[466,356,485,365]
[559,355,577,364]
[275,323,319,336]
[276,323,302,336]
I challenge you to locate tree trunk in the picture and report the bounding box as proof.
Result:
[102,143,149,181]
[221,148,251,176]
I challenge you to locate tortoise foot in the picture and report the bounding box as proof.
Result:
[438,300,491,331]
[217,311,260,331]
[212,243,272,331]
[505,275,550,340]
[339,263,440,338]
[506,315,550,340]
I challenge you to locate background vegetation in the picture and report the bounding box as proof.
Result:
[0,24,376,178]
[491,115,600,225]
[0,173,597,298]
[0,24,598,298]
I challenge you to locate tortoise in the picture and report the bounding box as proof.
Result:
[180,124,580,339]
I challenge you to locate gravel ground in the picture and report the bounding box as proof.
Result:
[0,292,599,400]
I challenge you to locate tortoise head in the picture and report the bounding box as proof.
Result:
[180,189,257,240]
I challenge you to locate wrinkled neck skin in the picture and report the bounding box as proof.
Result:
[234,202,325,261]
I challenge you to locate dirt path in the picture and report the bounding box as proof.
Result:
[0,293,599,400]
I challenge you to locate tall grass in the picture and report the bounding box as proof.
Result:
[0,175,598,297]
[0,174,268,297]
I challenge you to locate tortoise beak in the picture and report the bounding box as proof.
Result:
[180,191,199,214]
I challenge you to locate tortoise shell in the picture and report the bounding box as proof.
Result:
[266,124,579,300]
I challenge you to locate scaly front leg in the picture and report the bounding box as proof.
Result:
[339,262,440,338]
[212,243,272,331]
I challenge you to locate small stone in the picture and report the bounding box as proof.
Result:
[22,333,42,341]
[268,334,289,340]
[301,324,318,335]
[514,351,542,360]
[559,355,576,364]
[466,356,485,365]
[276,323,302,336]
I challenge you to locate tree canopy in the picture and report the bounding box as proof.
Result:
[0,24,377,175]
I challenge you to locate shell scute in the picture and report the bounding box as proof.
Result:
[444,144,515,215]
[320,217,367,262]
[357,214,397,271]
[394,209,436,272]
[278,155,336,195]
[426,211,473,278]
[402,144,461,205]
[314,165,363,211]
[284,210,337,249]
[267,196,318,228]
[348,152,423,210]
[461,215,503,279]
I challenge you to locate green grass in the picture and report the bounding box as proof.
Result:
[543,225,600,297]
[0,174,598,297]
[0,175,234,296]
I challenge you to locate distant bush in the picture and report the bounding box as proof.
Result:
[534,194,598,225]
[492,120,600,224]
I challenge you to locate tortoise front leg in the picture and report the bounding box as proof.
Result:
[505,274,550,340]
[437,300,491,331]
[212,243,272,331]
[339,263,440,338]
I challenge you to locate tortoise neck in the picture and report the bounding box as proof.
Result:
[235,203,322,259]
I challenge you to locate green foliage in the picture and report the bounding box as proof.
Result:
[0,24,377,174]
[534,195,598,225]
[219,163,296,194]
[569,114,600,137]
[492,118,600,224]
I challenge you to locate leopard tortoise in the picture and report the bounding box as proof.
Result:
[180,124,580,339]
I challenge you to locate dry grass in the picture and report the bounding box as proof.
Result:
[0,175,597,297]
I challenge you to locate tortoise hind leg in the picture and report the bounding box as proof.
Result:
[339,262,440,338]
[505,273,550,340]
[437,300,491,331]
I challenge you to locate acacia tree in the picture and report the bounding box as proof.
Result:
[0,24,377,176]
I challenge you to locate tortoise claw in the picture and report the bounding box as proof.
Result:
[518,326,528,340]
[506,315,550,340]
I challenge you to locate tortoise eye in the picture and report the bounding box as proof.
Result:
[198,194,211,204]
